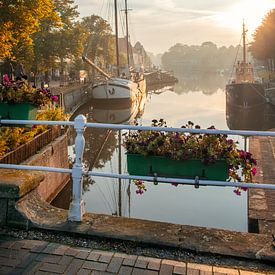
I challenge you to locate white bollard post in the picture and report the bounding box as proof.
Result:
[68,114,86,221]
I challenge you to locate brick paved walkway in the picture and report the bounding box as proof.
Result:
[0,239,269,275]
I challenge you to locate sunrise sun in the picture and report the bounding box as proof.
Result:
[216,0,274,37]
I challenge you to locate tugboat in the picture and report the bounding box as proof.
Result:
[226,22,266,107]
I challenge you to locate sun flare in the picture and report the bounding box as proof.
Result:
[215,0,274,38]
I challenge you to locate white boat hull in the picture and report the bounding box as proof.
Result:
[92,77,146,101]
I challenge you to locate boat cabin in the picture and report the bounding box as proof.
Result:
[234,61,254,83]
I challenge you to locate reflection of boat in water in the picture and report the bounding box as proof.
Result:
[226,22,266,108]
[226,99,275,131]
[91,93,146,124]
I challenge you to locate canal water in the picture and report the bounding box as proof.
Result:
[53,73,253,232]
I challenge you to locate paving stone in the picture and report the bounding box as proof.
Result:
[34,271,50,275]
[82,261,108,271]
[173,265,187,275]
[122,254,137,266]
[147,258,161,271]
[3,267,23,274]
[22,261,43,275]
[0,241,16,249]
[22,240,48,250]
[59,255,74,266]
[9,240,26,250]
[42,243,59,254]
[77,268,92,275]
[135,256,149,268]
[98,252,113,263]
[17,252,39,269]
[159,263,174,275]
[87,251,103,261]
[31,243,49,253]
[132,268,158,275]
[39,262,67,274]
[76,249,90,260]
[65,247,79,256]
[0,256,20,267]
[114,252,128,258]
[188,263,212,272]
[64,258,84,274]
[213,266,239,275]
[118,265,133,275]
[106,256,123,273]
[0,247,12,257]
[36,254,62,264]
[239,270,267,275]
[186,268,200,275]
[91,271,115,275]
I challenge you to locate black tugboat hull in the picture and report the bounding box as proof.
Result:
[226,101,275,131]
[226,83,266,107]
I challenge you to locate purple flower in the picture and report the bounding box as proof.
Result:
[233,189,241,196]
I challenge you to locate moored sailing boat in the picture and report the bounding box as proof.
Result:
[83,0,146,103]
[226,22,266,107]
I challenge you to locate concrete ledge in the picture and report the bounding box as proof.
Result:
[15,190,275,263]
[0,169,44,199]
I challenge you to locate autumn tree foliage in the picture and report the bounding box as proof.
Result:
[250,9,275,62]
[81,15,115,69]
[0,0,60,60]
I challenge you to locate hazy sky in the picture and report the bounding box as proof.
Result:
[75,0,275,54]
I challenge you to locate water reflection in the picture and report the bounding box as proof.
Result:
[226,98,275,131]
[173,73,227,95]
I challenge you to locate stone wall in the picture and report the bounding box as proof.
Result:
[23,132,70,202]
[0,131,70,227]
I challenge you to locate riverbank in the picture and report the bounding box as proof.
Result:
[0,227,274,274]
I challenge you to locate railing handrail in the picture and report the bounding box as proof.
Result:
[1,118,275,137]
[0,115,274,222]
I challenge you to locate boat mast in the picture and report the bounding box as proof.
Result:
[114,0,120,76]
[125,0,130,67]
[242,21,247,63]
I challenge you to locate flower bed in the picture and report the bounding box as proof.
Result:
[0,74,58,120]
[123,120,257,195]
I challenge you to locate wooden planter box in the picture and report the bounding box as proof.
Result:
[127,154,229,181]
[0,102,37,120]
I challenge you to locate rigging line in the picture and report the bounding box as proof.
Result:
[118,0,126,37]
[229,37,242,83]
[91,129,117,210]
[94,180,114,214]
[107,154,118,210]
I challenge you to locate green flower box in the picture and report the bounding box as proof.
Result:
[127,154,229,181]
[0,102,37,120]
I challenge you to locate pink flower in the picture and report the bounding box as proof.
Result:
[233,189,241,196]
[3,74,10,83]
[252,167,257,176]
[51,95,58,102]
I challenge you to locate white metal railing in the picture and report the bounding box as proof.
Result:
[1,114,275,221]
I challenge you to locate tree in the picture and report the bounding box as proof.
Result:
[0,0,60,60]
[81,15,115,69]
[30,0,86,81]
[250,9,275,62]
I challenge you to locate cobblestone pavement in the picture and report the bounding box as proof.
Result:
[0,238,271,275]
